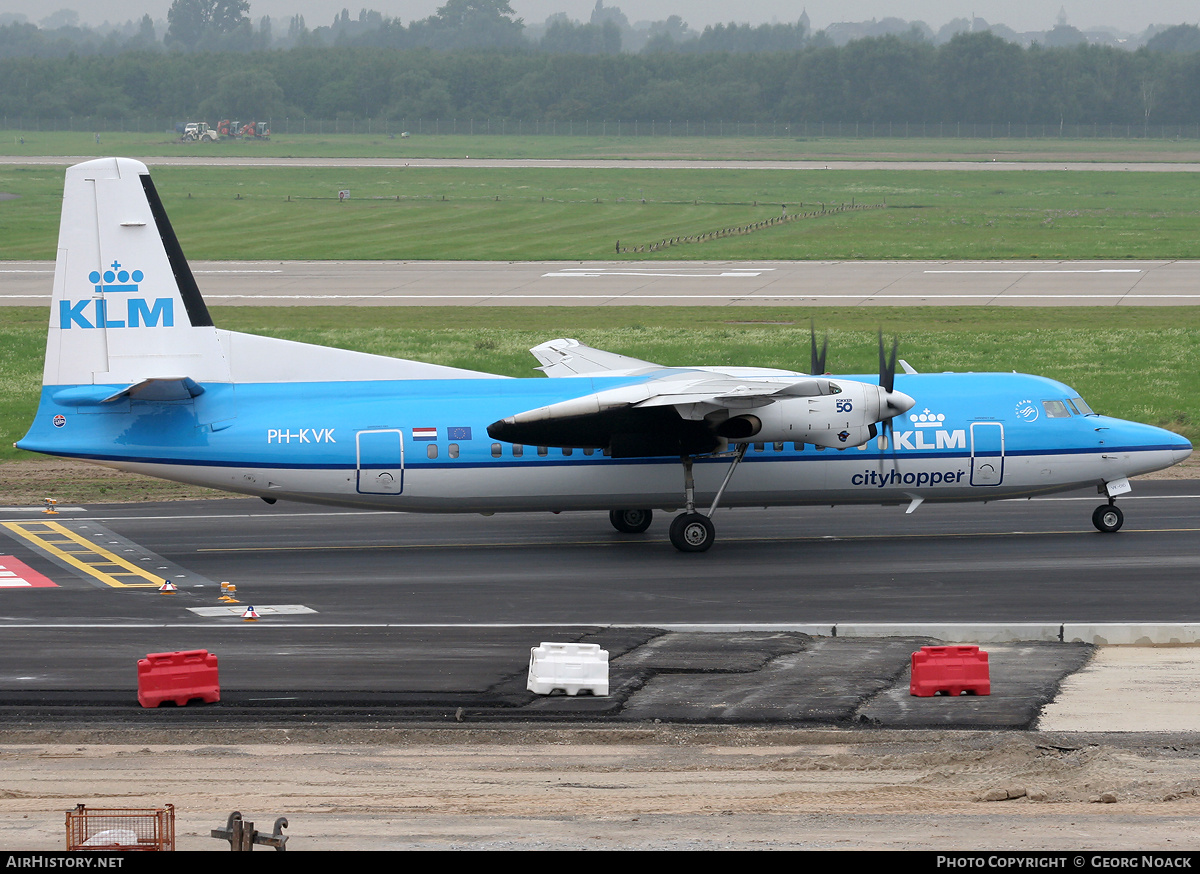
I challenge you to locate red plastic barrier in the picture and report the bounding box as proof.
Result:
[910,645,990,697]
[137,649,220,708]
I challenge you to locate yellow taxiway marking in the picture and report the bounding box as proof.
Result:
[1,521,164,588]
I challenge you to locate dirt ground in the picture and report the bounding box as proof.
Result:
[0,727,1197,851]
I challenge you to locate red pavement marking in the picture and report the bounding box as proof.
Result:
[0,555,59,588]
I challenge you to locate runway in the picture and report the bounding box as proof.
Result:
[1,482,1197,727]
[4,259,1199,306]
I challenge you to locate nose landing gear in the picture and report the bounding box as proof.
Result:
[1092,502,1124,533]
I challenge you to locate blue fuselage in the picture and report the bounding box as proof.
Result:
[19,371,1192,513]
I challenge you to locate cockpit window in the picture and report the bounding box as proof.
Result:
[1071,396,1096,416]
[1042,400,1071,418]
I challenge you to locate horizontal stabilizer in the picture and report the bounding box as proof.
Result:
[51,377,204,406]
[103,377,206,403]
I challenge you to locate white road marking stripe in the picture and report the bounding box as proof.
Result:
[546,270,769,277]
[925,269,1143,274]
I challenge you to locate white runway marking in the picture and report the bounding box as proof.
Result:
[925,269,1143,274]
[545,269,771,278]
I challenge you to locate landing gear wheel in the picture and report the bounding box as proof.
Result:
[609,508,653,534]
[1092,504,1124,533]
[669,512,715,553]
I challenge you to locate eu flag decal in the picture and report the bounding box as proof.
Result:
[448,426,473,440]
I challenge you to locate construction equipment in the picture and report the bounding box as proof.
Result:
[182,122,219,143]
[240,121,270,140]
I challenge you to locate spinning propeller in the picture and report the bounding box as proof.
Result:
[809,322,828,376]
[875,329,912,469]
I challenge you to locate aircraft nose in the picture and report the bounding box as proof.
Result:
[1171,437,1193,465]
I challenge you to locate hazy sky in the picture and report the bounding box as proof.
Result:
[4,1,1197,33]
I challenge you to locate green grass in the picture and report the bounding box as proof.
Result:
[4,130,1200,162]
[4,165,1200,260]
[3,306,1197,463]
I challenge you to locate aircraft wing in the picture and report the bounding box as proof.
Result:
[530,338,660,377]
[487,370,836,457]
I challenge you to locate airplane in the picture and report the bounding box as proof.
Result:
[15,158,1194,552]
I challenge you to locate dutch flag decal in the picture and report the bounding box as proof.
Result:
[412,427,437,441]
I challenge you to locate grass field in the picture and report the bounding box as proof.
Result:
[3,306,1197,464]
[3,163,1200,260]
[5,130,1200,162]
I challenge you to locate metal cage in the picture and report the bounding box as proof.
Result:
[65,804,175,851]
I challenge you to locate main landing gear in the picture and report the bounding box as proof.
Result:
[1091,501,1124,533]
[608,445,748,552]
[609,508,653,534]
[669,444,749,553]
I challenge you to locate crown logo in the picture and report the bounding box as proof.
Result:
[88,261,143,294]
[908,408,946,428]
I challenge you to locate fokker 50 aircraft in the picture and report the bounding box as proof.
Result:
[16,159,1194,551]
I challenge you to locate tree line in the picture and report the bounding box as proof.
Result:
[2,29,1200,128]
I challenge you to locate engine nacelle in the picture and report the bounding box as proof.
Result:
[720,379,913,448]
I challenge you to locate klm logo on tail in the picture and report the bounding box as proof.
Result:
[60,262,174,329]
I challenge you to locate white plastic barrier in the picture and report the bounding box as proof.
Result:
[527,642,609,696]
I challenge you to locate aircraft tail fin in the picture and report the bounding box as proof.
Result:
[43,157,230,389]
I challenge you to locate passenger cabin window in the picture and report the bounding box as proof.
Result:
[773,442,784,452]
[491,443,502,458]
[562,448,573,456]
[1042,400,1071,418]
[753,443,765,452]
[512,444,524,457]
[583,448,594,456]
[537,446,548,457]
[448,443,460,458]
[427,444,438,459]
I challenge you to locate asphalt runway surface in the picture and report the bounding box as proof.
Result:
[1,481,1196,728]
[5,259,1200,306]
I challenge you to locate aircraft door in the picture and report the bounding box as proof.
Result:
[356,429,404,495]
[970,422,1004,486]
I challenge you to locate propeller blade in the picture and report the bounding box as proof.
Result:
[875,330,907,473]
[809,322,828,376]
[878,330,898,395]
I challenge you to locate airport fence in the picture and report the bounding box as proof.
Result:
[4,117,1200,140]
